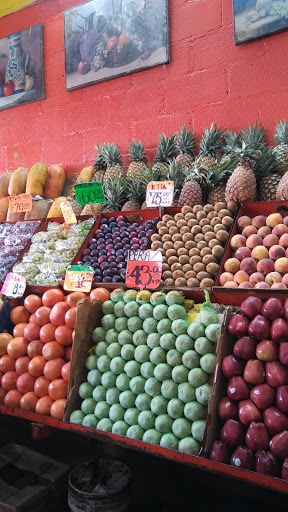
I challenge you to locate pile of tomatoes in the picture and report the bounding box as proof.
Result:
[0,288,87,419]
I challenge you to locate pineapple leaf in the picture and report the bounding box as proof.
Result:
[241,121,266,149]
[154,133,176,163]
[129,140,148,163]
[175,125,196,157]
[254,147,280,181]
[198,123,225,157]
[273,120,288,146]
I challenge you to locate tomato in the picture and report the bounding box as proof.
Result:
[90,288,110,304]
[35,396,54,415]
[20,391,38,411]
[66,292,87,308]
[2,371,18,391]
[50,302,70,326]
[106,36,118,51]
[4,389,22,407]
[0,355,16,373]
[65,307,77,329]
[35,306,52,326]
[50,398,66,419]
[15,356,31,375]
[27,340,44,358]
[42,289,65,308]
[24,323,41,342]
[55,325,73,346]
[64,346,72,362]
[34,376,51,398]
[44,358,65,380]
[7,337,28,359]
[29,313,37,324]
[0,333,13,356]
[61,362,70,382]
[3,80,14,96]
[24,295,42,313]
[119,32,130,46]
[0,386,6,404]
[39,323,57,344]
[42,341,65,361]
[17,372,36,394]
[28,356,46,378]
[10,306,30,325]
[13,323,28,338]
[48,378,68,400]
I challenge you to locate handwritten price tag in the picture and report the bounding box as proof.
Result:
[146,181,174,207]
[9,194,32,213]
[74,182,105,206]
[2,273,26,298]
[126,250,162,289]
[61,201,77,224]
[64,265,94,293]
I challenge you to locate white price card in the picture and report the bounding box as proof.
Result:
[2,273,26,298]
[146,181,174,207]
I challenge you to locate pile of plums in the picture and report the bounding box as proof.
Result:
[76,215,158,283]
[210,296,288,480]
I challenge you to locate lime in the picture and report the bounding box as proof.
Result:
[70,410,84,425]
[154,363,172,382]
[105,329,119,345]
[161,379,178,400]
[132,330,148,346]
[119,390,136,409]
[192,419,206,442]
[150,347,166,365]
[121,344,135,361]
[127,316,143,333]
[115,317,128,332]
[124,408,140,426]
[155,414,173,433]
[171,319,189,336]
[143,429,162,445]
[160,333,176,351]
[188,368,208,388]
[182,350,200,370]
[135,392,152,411]
[124,302,140,317]
[178,437,200,455]
[116,373,130,391]
[157,318,172,335]
[150,395,168,415]
[200,354,216,374]
[160,433,179,450]
[194,337,213,356]
[167,304,187,321]
[87,369,102,387]
[106,387,120,405]
[124,360,140,378]
[175,335,194,354]
[166,349,182,368]
[167,398,184,419]
[97,418,113,432]
[109,403,125,422]
[172,418,191,439]
[93,385,106,402]
[140,361,155,379]
[195,383,212,405]
[144,377,161,397]
[118,330,133,345]
[114,301,126,317]
[101,371,117,389]
[107,342,121,359]
[172,365,189,384]
[97,355,111,373]
[143,317,158,334]
[79,382,94,399]
[82,414,98,428]
[126,425,144,440]
[92,327,106,344]
[110,356,125,375]
[184,401,206,421]
[153,304,168,320]
[178,382,196,404]
[95,401,110,420]
[134,345,151,363]
[112,420,129,436]
[138,303,154,320]
[138,410,155,430]
[187,322,205,340]
[85,355,98,370]
[95,342,108,357]
[129,376,145,395]
[102,300,114,315]
[147,333,161,349]
[101,314,116,330]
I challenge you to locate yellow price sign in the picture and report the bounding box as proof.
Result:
[64,265,94,293]
[61,201,77,224]
[9,194,32,213]
[146,181,174,207]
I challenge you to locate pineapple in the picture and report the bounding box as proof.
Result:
[101,143,126,183]
[254,147,281,201]
[175,126,196,172]
[152,134,176,178]
[93,143,107,178]
[122,179,144,211]
[273,120,288,176]
[221,131,241,164]
[225,144,260,204]
[81,203,103,216]
[178,174,202,208]
[70,197,83,216]
[207,159,237,205]
[103,175,127,212]
[196,124,225,170]
[127,140,148,182]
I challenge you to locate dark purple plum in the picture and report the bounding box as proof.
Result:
[109,262,117,269]
[115,243,123,250]
[123,244,130,250]
[98,256,106,264]
[108,217,116,223]
[83,249,90,256]
[108,256,116,263]
[116,256,124,263]
[121,238,129,245]
[93,276,102,283]
[118,262,126,269]
[103,276,112,283]
[131,244,140,250]
[140,244,147,250]
[113,276,123,282]
[116,215,125,222]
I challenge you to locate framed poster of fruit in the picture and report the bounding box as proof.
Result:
[0,24,44,111]
[63,0,170,91]
[233,0,288,44]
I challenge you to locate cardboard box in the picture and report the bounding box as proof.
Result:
[0,443,68,512]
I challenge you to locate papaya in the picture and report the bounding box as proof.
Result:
[0,172,12,199]
[47,196,68,218]
[76,166,95,183]
[8,167,28,196]
[24,199,50,220]
[0,196,10,221]
[42,164,66,200]
[26,162,48,197]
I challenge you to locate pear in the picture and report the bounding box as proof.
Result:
[150,291,166,306]
[123,289,138,303]
[165,290,185,306]
[136,290,152,304]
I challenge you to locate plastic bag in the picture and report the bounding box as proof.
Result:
[199,290,219,327]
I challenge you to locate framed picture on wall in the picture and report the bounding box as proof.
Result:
[0,23,44,111]
[63,0,170,91]
[233,0,288,44]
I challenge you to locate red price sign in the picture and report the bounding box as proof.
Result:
[126,250,162,289]
[9,194,32,213]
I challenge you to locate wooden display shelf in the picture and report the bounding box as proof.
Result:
[0,403,287,495]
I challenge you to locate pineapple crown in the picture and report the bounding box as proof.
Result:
[103,174,126,210]
[167,159,186,198]
[230,141,262,165]
[94,144,107,171]
[273,120,288,146]
[128,140,148,163]
[241,121,266,149]
[101,142,123,167]
[141,163,163,186]
[254,147,280,181]
[198,123,226,157]
[223,131,242,154]
[154,133,176,163]
[175,125,196,157]
[124,178,146,204]
[206,158,238,189]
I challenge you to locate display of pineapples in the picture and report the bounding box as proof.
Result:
[102,175,127,212]
[101,143,126,183]
[152,134,176,178]
[254,147,281,201]
[195,124,225,170]
[225,143,260,203]
[206,159,237,204]
[94,144,107,178]
[175,126,196,172]
[126,140,148,182]
[272,120,288,176]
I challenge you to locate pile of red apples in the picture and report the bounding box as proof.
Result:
[210,296,288,479]
[219,213,288,289]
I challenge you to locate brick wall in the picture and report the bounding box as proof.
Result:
[0,0,287,173]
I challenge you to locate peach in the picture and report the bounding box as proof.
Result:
[269,245,286,260]
[255,282,270,289]
[279,234,288,247]
[263,234,279,248]
[265,271,282,285]
[266,213,283,228]
[219,272,234,286]
[224,258,240,274]
[257,258,274,275]
[234,247,251,261]
[258,226,271,238]
[251,246,269,260]
[252,215,266,228]
[230,234,247,250]
[246,234,263,249]
[223,281,238,288]
[242,225,257,237]
[286,248,288,258]
[237,216,252,231]
[234,270,249,284]
[240,257,257,274]
[249,272,265,286]
[282,274,288,286]
[283,216,288,227]
[271,283,287,289]
[274,257,288,274]
[272,224,288,237]
[239,281,254,288]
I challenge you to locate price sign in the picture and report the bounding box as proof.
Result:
[61,201,77,224]
[74,182,105,206]
[146,181,174,207]
[2,273,26,298]
[9,194,32,213]
[126,250,162,289]
[64,265,94,293]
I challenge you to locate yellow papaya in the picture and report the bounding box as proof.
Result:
[26,162,48,197]
[0,172,12,199]
[76,166,95,183]
[47,196,68,218]
[8,167,28,196]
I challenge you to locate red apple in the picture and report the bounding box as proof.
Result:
[77,61,90,74]
[245,422,270,451]
[238,399,261,426]
[282,458,288,480]
[276,385,288,413]
[230,446,254,470]
[243,359,265,385]
[250,384,275,410]
[263,407,288,435]
[210,440,232,464]
[218,397,238,422]
[256,340,278,362]
[221,419,244,446]
[3,80,14,96]
[222,355,244,378]
[255,451,280,477]
[240,296,262,319]
[228,314,249,338]
[270,318,288,343]
[266,361,288,388]
[279,342,288,365]
[269,431,288,459]
[284,298,288,320]
[248,315,270,341]
[261,297,283,320]
[227,376,250,401]
[234,336,258,360]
